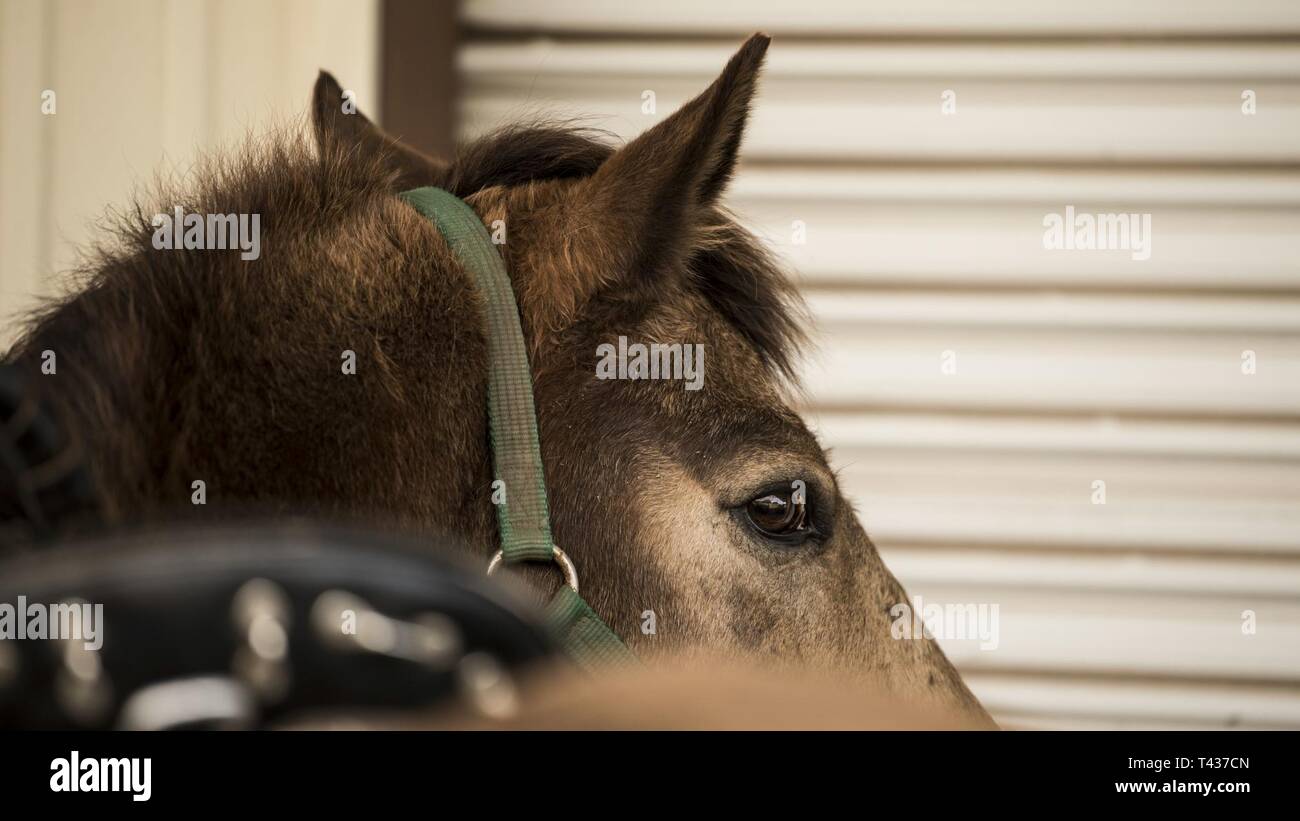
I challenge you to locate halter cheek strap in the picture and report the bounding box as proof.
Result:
[399,186,636,670]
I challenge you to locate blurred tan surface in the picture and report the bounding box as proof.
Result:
[290,662,995,731]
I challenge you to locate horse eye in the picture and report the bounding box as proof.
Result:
[745,490,809,538]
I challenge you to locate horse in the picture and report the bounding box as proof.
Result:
[2,34,990,726]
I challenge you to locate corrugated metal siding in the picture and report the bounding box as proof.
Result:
[459,0,1300,728]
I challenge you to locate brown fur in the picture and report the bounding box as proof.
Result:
[2,35,990,724]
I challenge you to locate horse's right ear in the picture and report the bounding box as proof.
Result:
[312,71,447,189]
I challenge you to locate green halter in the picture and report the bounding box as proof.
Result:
[399,186,636,671]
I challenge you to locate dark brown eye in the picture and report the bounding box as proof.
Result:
[745,490,808,537]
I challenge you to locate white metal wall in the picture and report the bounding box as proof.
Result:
[459,0,1300,728]
[0,0,380,348]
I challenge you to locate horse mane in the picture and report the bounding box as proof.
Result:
[7,121,805,385]
[445,124,808,383]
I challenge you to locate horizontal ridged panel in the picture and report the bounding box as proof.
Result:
[461,41,1300,163]
[460,6,1300,728]
[465,0,1300,36]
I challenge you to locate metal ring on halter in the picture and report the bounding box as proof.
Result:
[485,546,579,594]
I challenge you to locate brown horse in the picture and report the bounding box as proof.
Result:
[3,34,989,725]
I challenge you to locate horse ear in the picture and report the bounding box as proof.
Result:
[573,33,769,284]
[311,70,447,188]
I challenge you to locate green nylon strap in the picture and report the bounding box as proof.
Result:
[398,186,636,669]
[400,186,553,564]
[546,585,639,670]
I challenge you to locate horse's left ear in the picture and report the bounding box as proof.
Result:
[312,71,447,189]
[570,33,770,287]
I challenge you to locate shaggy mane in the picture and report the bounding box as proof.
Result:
[444,124,808,382]
[6,122,807,382]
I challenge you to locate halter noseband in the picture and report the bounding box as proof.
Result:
[399,187,636,671]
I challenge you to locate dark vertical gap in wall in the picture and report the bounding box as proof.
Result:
[381,0,460,159]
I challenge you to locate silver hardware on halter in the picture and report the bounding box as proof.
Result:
[54,600,112,725]
[485,545,579,593]
[231,578,292,703]
[309,590,462,669]
[117,675,257,731]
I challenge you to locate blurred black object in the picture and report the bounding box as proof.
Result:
[0,522,556,728]
[0,363,99,549]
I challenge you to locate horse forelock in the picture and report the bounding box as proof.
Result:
[443,123,808,387]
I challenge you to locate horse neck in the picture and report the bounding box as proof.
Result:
[10,242,500,554]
